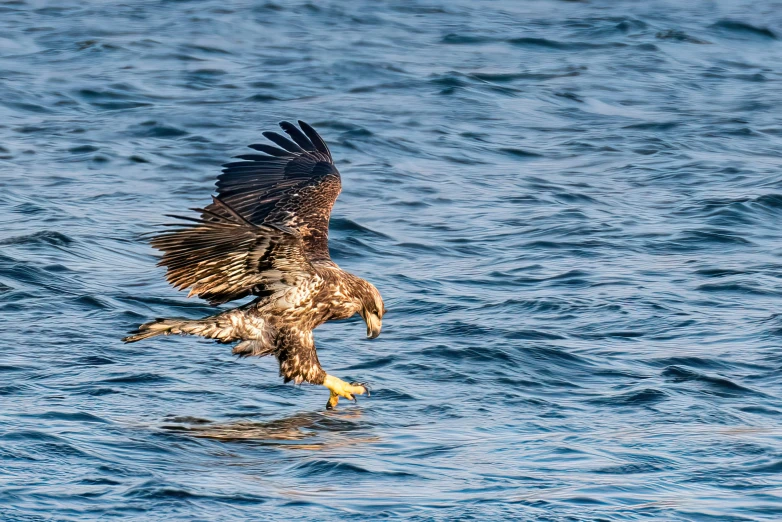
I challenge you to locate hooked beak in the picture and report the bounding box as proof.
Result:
[365,313,382,339]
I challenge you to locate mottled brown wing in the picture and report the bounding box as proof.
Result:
[204,120,341,262]
[151,198,314,305]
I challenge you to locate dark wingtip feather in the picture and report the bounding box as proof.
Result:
[234,154,285,161]
[163,213,205,223]
[247,143,290,157]
[298,120,331,158]
[262,131,304,154]
[210,196,256,228]
[280,121,316,152]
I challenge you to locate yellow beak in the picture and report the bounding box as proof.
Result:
[366,313,382,339]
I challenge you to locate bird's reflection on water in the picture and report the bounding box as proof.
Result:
[161,410,380,450]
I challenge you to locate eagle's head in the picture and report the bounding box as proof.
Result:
[357,281,385,339]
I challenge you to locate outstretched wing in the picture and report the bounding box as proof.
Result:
[204,120,340,261]
[151,198,314,305]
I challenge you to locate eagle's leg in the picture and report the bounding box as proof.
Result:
[275,329,369,410]
[323,375,368,410]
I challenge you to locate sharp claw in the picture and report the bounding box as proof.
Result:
[350,381,371,397]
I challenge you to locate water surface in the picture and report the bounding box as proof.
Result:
[2,0,782,520]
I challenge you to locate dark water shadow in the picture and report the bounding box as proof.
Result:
[160,410,379,450]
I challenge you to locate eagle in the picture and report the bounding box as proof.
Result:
[123,121,385,410]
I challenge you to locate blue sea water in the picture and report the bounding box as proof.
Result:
[2,0,782,520]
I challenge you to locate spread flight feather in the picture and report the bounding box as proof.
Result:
[124,121,385,409]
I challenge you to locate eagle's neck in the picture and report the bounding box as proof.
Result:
[316,268,367,323]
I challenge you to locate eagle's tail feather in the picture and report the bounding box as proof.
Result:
[122,318,191,343]
[122,311,277,353]
[122,317,235,343]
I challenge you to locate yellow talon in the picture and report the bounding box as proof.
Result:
[323,375,367,409]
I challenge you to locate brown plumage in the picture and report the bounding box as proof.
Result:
[124,121,385,409]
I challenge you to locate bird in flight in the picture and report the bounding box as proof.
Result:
[123,121,385,409]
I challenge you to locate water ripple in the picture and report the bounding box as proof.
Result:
[2,0,782,520]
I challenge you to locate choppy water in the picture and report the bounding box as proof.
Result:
[2,0,782,520]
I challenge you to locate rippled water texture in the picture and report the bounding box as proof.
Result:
[2,0,782,520]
